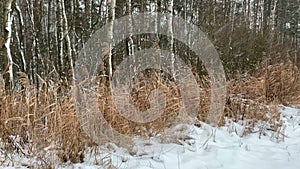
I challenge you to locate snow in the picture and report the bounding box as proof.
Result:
[1,106,300,169]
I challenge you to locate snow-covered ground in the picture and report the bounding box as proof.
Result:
[1,106,300,169]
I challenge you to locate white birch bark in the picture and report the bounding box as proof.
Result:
[127,0,135,81]
[86,0,92,32]
[270,0,278,31]
[26,0,44,86]
[155,0,162,76]
[229,1,236,49]
[108,0,116,79]
[60,0,75,82]
[167,0,175,78]
[71,0,78,73]
[267,0,278,60]
[57,0,64,72]
[154,0,159,36]
[15,1,26,72]
[4,0,14,87]
[127,0,134,58]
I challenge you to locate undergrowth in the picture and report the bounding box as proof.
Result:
[0,55,300,168]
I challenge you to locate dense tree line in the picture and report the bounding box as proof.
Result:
[0,0,299,90]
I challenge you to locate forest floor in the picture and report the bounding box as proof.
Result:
[1,105,300,169]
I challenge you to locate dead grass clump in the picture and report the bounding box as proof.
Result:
[263,61,300,106]
[228,73,267,103]
[0,72,87,166]
[225,78,283,137]
[97,69,182,138]
[224,55,300,137]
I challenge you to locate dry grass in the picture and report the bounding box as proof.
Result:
[224,55,300,137]
[0,72,87,167]
[95,70,183,139]
[0,69,184,166]
[1,53,300,166]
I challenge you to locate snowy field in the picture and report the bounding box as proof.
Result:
[1,106,300,169]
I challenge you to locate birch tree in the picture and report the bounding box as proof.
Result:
[25,0,44,89]
[60,0,75,82]
[57,0,64,76]
[3,0,14,88]
[14,1,26,72]
[85,0,92,34]
[167,0,175,78]
[127,0,136,85]
[107,0,116,80]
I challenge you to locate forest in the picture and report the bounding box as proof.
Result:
[0,0,300,168]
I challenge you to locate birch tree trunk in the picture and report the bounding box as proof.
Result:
[60,0,75,82]
[46,0,52,70]
[229,1,236,49]
[167,0,175,78]
[26,0,43,89]
[127,0,134,59]
[70,0,78,77]
[267,0,278,60]
[155,0,162,76]
[155,0,161,41]
[85,0,92,34]
[15,1,27,72]
[107,0,116,80]
[57,0,64,76]
[4,0,15,88]
[127,0,135,84]
[253,0,258,33]
[270,0,278,32]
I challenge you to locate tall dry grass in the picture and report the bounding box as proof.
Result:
[0,72,87,167]
[224,53,300,137]
[0,69,184,167]
[0,51,300,167]
[97,70,182,137]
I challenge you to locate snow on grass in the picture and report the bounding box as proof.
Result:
[1,106,300,169]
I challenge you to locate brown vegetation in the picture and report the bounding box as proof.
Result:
[1,52,299,164]
[1,54,300,167]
